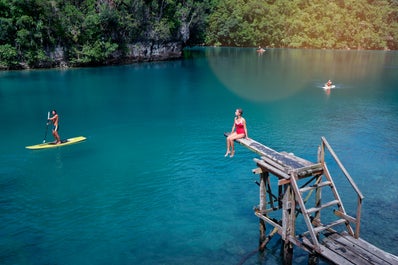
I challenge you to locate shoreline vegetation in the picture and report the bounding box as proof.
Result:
[0,0,397,71]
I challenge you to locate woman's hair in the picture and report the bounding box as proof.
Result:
[237,108,243,115]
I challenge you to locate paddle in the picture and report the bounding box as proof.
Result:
[43,111,50,143]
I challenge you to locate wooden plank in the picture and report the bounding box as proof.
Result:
[321,236,365,264]
[299,181,332,193]
[224,133,308,170]
[255,147,306,170]
[254,158,291,180]
[260,155,289,173]
[306,200,340,214]
[281,151,313,167]
[313,219,347,233]
[293,163,324,177]
[324,233,395,265]
[223,133,276,158]
[303,237,355,265]
[337,232,398,265]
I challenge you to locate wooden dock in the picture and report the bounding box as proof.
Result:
[225,134,398,265]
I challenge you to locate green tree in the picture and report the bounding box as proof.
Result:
[0,44,18,69]
[206,0,398,50]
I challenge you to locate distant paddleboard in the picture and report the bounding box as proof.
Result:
[26,136,86,150]
[323,85,336,89]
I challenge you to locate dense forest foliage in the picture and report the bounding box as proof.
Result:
[206,0,398,50]
[0,0,209,69]
[0,0,397,69]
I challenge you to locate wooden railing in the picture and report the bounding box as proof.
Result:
[318,136,364,238]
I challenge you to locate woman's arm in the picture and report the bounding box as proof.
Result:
[243,119,248,138]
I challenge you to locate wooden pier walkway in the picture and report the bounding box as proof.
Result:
[225,133,398,265]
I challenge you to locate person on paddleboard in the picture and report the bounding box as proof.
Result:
[325,80,333,88]
[48,110,61,144]
[225,108,249,157]
[257,46,266,53]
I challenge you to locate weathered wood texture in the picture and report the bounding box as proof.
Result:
[319,232,398,265]
[224,133,398,264]
[223,134,312,171]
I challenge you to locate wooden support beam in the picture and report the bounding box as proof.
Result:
[334,210,357,224]
[255,212,282,231]
[254,158,291,179]
[278,178,291,185]
[258,172,267,251]
[293,163,324,177]
[252,167,263,175]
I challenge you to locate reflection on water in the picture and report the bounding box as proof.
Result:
[204,48,393,102]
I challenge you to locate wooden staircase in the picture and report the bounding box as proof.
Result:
[289,164,354,252]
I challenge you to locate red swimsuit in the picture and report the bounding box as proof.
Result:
[235,120,245,135]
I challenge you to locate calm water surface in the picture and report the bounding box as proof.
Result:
[0,48,397,264]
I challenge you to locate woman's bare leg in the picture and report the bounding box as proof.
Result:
[225,133,237,156]
[227,133,245,157]
[225,138,231,156]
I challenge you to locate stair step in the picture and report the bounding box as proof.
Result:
[299,181,332,193]
[306,200,340,214]
[313,219,347,233]
[295,163,324,177]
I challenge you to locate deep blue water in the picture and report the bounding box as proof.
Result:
[0,48,397,264]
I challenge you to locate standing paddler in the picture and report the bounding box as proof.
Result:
[48,110,61,144]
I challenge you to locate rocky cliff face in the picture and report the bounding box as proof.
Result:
[122,41,183,63]
[47,41,183,69]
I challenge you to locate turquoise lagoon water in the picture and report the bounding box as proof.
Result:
[0,48,397,264]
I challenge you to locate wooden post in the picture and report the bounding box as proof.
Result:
[311,175,322,265]
[258,172,268,251]
[314,175,322,222]
[282,185,295,264]
[318,143,324,164]
[283,241,293,265]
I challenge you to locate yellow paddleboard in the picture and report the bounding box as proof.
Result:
[26,136,86,150]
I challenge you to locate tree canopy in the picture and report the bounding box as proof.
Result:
[0,0,397,69]
[0,0,209,69]
[206,0,398,50]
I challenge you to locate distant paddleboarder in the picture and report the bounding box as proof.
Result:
[48,110,61,144]
[257,46,266,53]
[325,80,333,88]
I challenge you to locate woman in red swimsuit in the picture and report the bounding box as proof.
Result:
[225,108,248,157]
